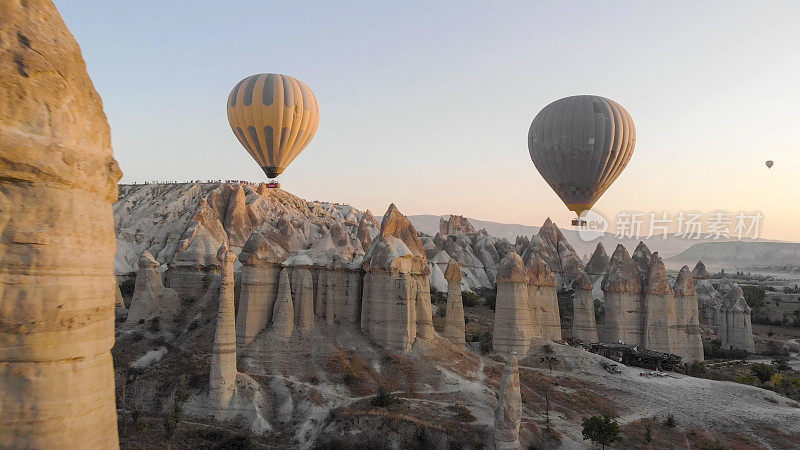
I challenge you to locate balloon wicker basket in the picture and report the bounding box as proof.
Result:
[266,181,280,189]
[571,218,587,227]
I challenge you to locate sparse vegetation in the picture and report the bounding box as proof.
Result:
[371,385,400,407]
[663,414,676,428]
[750,363,776,383]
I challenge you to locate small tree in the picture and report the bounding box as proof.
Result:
[772,357,791,372]
[751,363,776,383]
[582,414,622,449]
[663,414,676,428]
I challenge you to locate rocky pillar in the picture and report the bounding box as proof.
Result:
[209,243,238,411]
[601,245,643,346]
[526,255,561,341]
[719,285,755,353]
[443,260,466,345]
[236,260,281,348]
[0,1,121,446]
[415,276,435,340]
[672,266,704,362]
[494,253,532,355]
[494,352,522,450]
[643,254,674,353]
[126,251,180,324]
[572,269,598,343]
[293,267,315,332]
[272,268,295,338]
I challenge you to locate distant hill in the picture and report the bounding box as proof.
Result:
[667,241,800,269]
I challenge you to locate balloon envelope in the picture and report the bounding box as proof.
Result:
[227,73,319,178]
[528,95,635,216]
[766,160,774,169]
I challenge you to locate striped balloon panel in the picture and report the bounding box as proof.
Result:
[227,73,319,177]
[528,95,635,215]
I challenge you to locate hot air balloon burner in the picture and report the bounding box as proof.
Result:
[571,218,588,227]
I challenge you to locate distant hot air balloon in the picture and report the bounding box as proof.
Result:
[766,160,774,169]
[528,95,635,222]
[227,73,319,181]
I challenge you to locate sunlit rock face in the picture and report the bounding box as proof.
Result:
[443,260,466,345]
[439,214,476,235]
[0,0,120,446]
[526,255,561,341]
[360,204,433,350]
[209,243,238,411]
[494,253,533,355]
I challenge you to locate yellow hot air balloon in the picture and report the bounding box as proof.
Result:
[227,73,319,179]
[528,95,635,222]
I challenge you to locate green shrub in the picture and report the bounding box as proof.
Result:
[582,414,622,449]
[663,414,676,428]
[751,363,776,383]
[461,290,480,307]
[740,285,766,308]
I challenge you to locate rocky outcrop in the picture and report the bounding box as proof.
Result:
[0,1,120,445]
[209,243,238,411]
[290,265,316,332]
[672,266,704,362]
[494,353,522,450]
[439,215,476,235]
[572,270,598,343]
[360,204,433,350]
[235,230,286,347]
[493,253,532,355]
[632,241,653,281]
[521,218,583,289]
[272,268,295,338]
[601,245,644,346]
[691,261,710,280]
[585,243,610,276]
[643,254,673,353]
[126,252,181,324]
[718,284,755,353]
[526,255,561,341]
[443,260,466,345]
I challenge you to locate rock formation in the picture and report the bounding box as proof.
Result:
[443,260,466,345]
[116,282,126,309]
[235,230,286,347]
[291,265,316,332]
[0,0,120,445]
[691,261,723,325]
[572,269,598,343]
[643,254,673,353]
[126,251,181,324]
[209,243,238,411]
[272,268,295,338]
[691,261,710,279]
[632,241,653,281]
[360,204,434,350]
[585,242,610,276]
[671,266,704,361]
[526,255,562,341]
[494,353,522,450]
[601,245,644,346]
[493,253,533,355]
[718,284,755,353]
[439,214,476,235]
[521,218,583,289]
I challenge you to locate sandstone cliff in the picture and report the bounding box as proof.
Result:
[0,1,120,445]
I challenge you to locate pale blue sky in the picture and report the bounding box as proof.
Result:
[56,1,799,240]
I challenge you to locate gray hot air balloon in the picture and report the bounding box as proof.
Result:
[528,95,636,219]
[766,160,774,169]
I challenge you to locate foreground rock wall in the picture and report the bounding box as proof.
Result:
[0,1,120,446]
